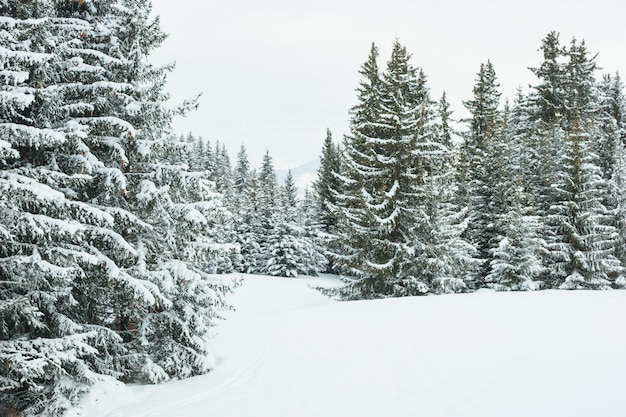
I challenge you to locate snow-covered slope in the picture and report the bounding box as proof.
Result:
[68,275,626,417]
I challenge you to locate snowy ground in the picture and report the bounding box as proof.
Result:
[68,274,626,417]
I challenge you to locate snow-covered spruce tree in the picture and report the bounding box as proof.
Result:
[596,74,626,190]
[312,129,342,272]
[505,87,545,213]
[528,34,622,288]
[545,117,621,289]
[612,151,626,288]
[458,60,502,288]
[527,34,602,217]
[211,141,233,196]
[529,31,568,127]
[485,104,546,291]
[1,1,236,414]
[523,34,570,222]
[598,74,626,286]
[313,129,342,235]
[102,0,238,381]
[265,171,304,277]
[0,2,161,415]
[299,187,330,275]
[130,146,238,380]
[421,92,478,294]
[229,144,262,273]
[265,171,327,277]
[329,43,382,282]
[255,150,280,272]
[331,41,449,298]
[486,197,545,291]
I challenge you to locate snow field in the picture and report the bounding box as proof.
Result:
[69,275,626,417]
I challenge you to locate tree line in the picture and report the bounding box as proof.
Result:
[316,35,626,299]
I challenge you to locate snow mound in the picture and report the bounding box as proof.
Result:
[68,275,626,417]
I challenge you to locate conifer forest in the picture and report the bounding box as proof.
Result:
[2,1,626,416]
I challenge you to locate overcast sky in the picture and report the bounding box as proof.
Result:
[149,0,626,169]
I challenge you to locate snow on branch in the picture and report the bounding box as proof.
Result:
[0,123,66,148]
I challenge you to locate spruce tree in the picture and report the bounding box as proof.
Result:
[528,33,623,288]
[420,92,478,294]
[0,3,160,414]
[266,171,303,277]
[0,1,236,414]
[485,104,546,290]
[312,129,341,272]
[330,43,382,281]
[545,117,621,289]
[299,187,330,275]
[459,60,502,287]
[313,128,342,233]
[599,74,626,285]
[230,145,261,273]
[255,150,280,271]
[530,31,567,127]
[332,41,444,298]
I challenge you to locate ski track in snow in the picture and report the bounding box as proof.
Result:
[69,275,626,417]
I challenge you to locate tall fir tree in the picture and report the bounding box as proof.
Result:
[528,33,623,288]
[545,117,621,289]
[332,41,449,298]
[313,129,341,234]
[256,150,279,271]
[459,60,502,287]
[229,144,261,273]
[485,103,546,290]
[420,91,478,294]
[330,43,382,281]
[312,129,342,272]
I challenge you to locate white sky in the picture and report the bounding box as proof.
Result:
[149,0,626,169]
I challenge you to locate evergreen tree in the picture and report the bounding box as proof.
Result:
[485,104,546,290]
[282,169,298,221]
[131,143,238,378]
[313,129,341,233]
[266,171,304,277]
[434,92,455,150]
[299,187,330,275]
[545,117,621,289]
[529,31,567,127]
[597,73,626,197]
[187,134,206,171]
[330,43,382,281]
[332,41,444,298]
[263,170,327,277]
[528,33,623,288]
[312,129,341,272]
[213,142,233,195]
[229,145,261,273]
[420,92,478,294]
[459,60,502,287]
[486,202,545,291]
[0,3,150,414]
[0,2,236,414]
[599,74,626,285]
[255,150,280,271]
